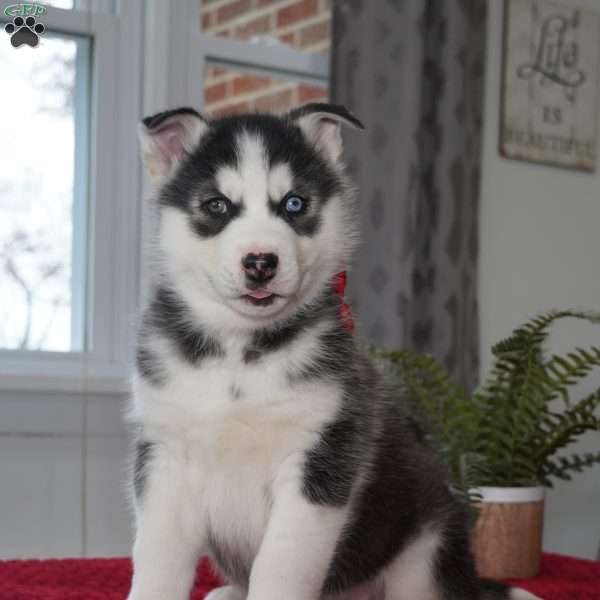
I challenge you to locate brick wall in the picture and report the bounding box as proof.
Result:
[201,0,331,117]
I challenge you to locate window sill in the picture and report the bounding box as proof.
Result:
[0,372,131,395]
[0,351,131,395]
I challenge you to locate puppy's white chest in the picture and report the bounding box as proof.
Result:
[136,350,342,559]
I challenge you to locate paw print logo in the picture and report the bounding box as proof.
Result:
[4,15,45,48]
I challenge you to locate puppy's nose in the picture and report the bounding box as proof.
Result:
[242,252,278,284]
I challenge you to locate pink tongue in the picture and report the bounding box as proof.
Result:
[248,290,272,299]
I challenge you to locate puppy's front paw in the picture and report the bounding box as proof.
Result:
[204,585,246,600]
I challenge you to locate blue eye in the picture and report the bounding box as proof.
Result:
[204,198,228,215]
[284,195,305,214]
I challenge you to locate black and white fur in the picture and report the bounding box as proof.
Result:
[127,104,540,600]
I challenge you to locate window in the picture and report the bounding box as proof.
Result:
[43,0,115,12]
[0,33,90,352]
[0,1,143,392]
[193,0,331,117]
[203,65,327,117]
[200,0,331,55]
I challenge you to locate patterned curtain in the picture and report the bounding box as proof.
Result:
[331,0,487,390]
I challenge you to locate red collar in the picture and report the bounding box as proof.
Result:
[333,271,353,331]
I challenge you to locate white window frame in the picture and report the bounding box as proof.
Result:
[0,0,144,394]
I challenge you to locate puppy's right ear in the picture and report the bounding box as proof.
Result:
[139,107,208,182]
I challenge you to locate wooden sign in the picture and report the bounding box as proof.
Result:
[501,0,600,171]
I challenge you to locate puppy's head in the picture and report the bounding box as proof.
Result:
[140,103,364,330]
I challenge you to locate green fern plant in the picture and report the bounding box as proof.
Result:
[371,310,600,497]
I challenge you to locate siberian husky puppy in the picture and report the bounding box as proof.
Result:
[127,104,540,600]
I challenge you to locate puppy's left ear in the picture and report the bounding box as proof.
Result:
[289,103,365,162]
[139,107,208,182]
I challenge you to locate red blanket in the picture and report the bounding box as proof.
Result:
[0,553,597,599]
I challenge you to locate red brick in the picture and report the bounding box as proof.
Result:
[217,0,251,25]
[278,32,296,46]
[298,84,327,103]
[210,101,252,118]
[235,14,271,40]
[232,74,271,95]
[205,71,217,86]
[204,67,223,85]
[203,0,332,116]
[299,19,329,47]
[254,89,294,112]
[205,82,227,104]
[277,0,318,27]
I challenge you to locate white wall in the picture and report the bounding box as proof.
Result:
[480,0,600,560]
[0,391,132,558]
